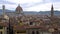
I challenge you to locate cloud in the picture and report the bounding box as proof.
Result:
[24,3,52,11]
[25,2,60,11]
[5,0,43,4]
[53,2,60,10]
[0,0,60,11]
[0,0,16,5]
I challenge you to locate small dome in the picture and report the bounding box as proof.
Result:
[16,4,23,13]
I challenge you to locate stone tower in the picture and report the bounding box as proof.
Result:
[51,4,54,17]
[2,5,5,15]
[2,5,9,20]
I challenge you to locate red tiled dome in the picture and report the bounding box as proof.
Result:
[16,4,23,13]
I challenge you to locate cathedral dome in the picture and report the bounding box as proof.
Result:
[16,4,23,13]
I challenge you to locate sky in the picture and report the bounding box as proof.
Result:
[0,0,60,12]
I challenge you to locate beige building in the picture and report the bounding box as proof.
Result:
[0,21,8,34]
[0,26,7,34]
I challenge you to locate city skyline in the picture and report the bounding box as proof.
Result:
[0,0,60,11]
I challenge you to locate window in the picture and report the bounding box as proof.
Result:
[36,31,39,34]
[32,31,35,34]
[17,30,26,33]
[0,31,2,34]
[30,22,33,25]
[0,26,3,29]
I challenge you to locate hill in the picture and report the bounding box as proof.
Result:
[0,9,60,16]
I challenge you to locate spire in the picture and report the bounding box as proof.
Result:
[51,4,54,17]
[51,4,53,11]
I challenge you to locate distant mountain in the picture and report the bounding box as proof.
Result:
[24,11,60,16]
[0,9,14,15]
[38,11,60,15]
[0,9,60,16]
[0,9,3,15]
[23,11,38,15]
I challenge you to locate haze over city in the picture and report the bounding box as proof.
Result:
[0,0,60,11]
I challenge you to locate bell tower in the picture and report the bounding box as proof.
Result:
[51,4,54,17]
[2,5,5,15]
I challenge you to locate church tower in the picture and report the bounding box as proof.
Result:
[2,5,5,15]
[51,4,54,17]
[2,5,9,20]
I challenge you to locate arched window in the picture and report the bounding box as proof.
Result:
[0,31,2,34]
[30,22,33,25]
[36,31,39,34]
[32,31,35,34]
[0,26,3,29]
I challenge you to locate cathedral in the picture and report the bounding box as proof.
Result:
[0,4,60,34]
